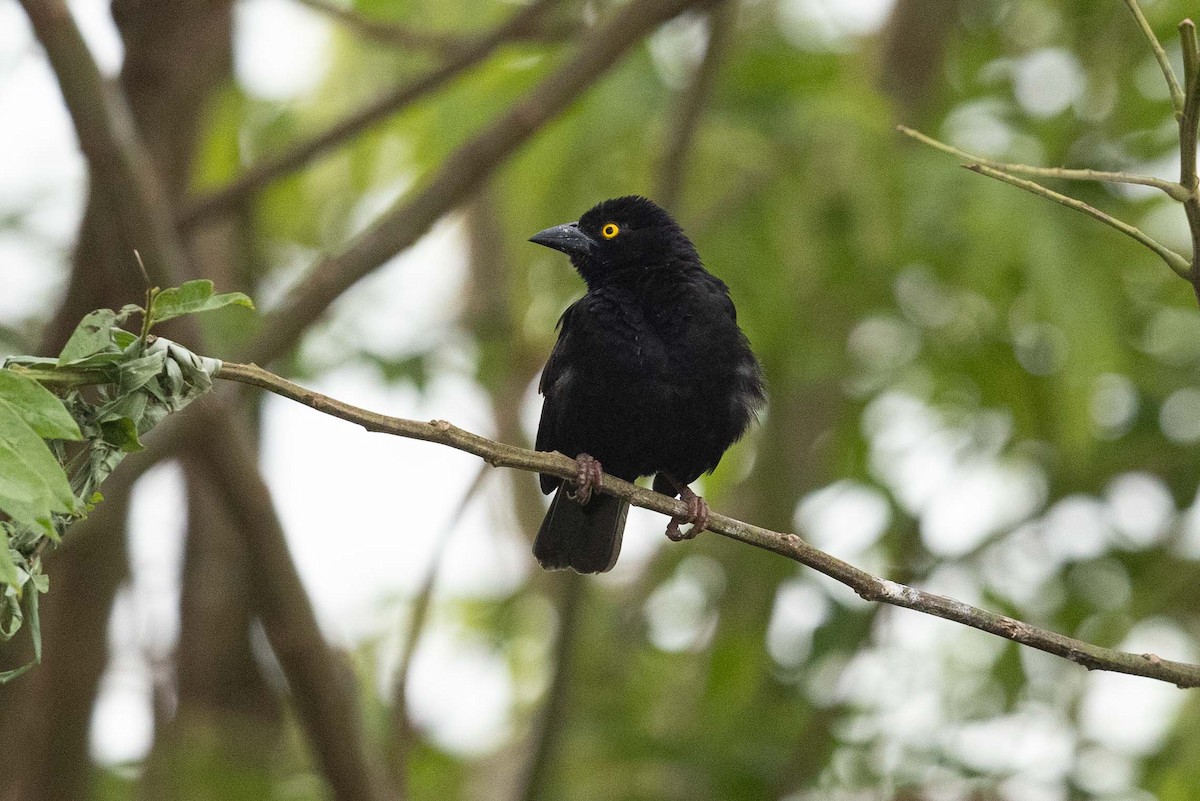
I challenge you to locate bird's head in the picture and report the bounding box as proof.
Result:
[529,196,699,286]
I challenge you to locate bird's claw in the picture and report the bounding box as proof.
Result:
[665,486,709,541]
[567,453,603,505]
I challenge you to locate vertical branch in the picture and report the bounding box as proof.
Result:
[1176,19,1200,300]
[190,405,398,801]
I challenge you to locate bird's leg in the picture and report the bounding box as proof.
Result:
[660,475,710,542]
[566,453,603,505]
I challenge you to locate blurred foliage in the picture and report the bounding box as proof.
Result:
[9,0,1200,798]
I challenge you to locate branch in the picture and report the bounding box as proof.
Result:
[897,124,1189,200]
[236,0,711,369]
[214,361,1200,689]
[180,0,564,228]
[385,462,487,793]
[899,2,1200,297]
[1123,0,1185,114]
[964,163,1192,277]
[1175,19,1200,299]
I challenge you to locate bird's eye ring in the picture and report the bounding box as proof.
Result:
[601,223,620,239]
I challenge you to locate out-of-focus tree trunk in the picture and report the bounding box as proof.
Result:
[113,1,287,796]
[139,453,282,800]
[0,3,281,799]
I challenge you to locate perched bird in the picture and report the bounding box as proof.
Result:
[529,196,764,573]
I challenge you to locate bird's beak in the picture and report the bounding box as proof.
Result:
[529,221,595,257]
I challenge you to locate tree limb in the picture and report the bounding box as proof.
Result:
[512,572,583,801]
[896,124,1189,200]
[1123,0,1185,114]
[214,360,1200,689]
[963,162,1192,277]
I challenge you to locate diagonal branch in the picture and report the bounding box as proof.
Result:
[1123,0,1186,114]
[897,124,1189,200]
[237,0,712,369]
[901,2,1200,302]
[964,163,1192,277]
[180,0,564,229]
[214,360,1200,689]
[385,462,487,794]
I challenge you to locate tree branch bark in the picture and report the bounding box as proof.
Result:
[214,360,1200,689]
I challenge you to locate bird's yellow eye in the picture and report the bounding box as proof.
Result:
[601,222,620,239]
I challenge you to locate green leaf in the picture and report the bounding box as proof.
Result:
[0,661,35,683]
[112,329,139,349]
[0,571,45,679]
[148,279,254,327]
[100,417,144,453]
[0,545,17,592]
[57,309,120,365]
[0,402,81,534]
[0,370,82,440]
[0,584,21,640]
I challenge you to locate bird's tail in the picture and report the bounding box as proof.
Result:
[534,489,628,574]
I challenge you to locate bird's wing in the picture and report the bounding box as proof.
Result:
[535,301,580,493]
[700,271,738,322]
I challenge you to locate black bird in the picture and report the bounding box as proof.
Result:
[529,196,764,573]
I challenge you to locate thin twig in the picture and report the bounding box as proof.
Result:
[180,0,564,229]
[1124,0,1185,114]
[963,163,1191,277]
[897,125,1189,200]
[214,360,1200,689]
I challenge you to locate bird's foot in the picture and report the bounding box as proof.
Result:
[566,453,603,505]
[665,485,709,542]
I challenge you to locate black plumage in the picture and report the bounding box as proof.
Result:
[529,196,765,573]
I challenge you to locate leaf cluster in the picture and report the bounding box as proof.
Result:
[0,279,252,679]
